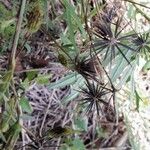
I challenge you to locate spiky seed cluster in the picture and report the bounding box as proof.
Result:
[80,81,110,116]
[74,56,97,79]
[94,15,141,64]
[132,35,145,49]
[132,33,150,53]
[26,2,43,33]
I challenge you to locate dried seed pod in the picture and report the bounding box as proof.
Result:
[26,2,43,33]
[29,57,49,68]
[58,53,68,67]
[44,126,80,138]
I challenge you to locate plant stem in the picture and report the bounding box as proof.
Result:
[133,4,150,22]
[124,0,150,9]
[10,0,26,72]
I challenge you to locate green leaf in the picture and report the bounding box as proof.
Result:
[62,138,85,150]
[0,18,15,32]
[62,74,85,103]
[65,8,77,52]
[0,3,13,21]
[125,116,141,150]
[48,73,81,89]
[0,132,6,143]
[74,117,88,131]
[118,64,134,88]
[142,60,150,72]
[87,2,106,19]
[60,33,72,45]
[72,138,85,150]
[26,71,37,81]
[110,50,131,82]
[24,43,31,52]
[127,4,136,19]
[135,90,142,111]
[63,0,86,38]
[20,97,33,114]
[0,120,9,133]
[0,71,13,103]
[20,114,34,120]
[62,90,79,104]
[4,120,21,150]
[36,74,51,85]
[96,126,108,138]
[21,78,30,89]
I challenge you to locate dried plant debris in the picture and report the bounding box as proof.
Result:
[20,82,127,150]
[17,84,72,149]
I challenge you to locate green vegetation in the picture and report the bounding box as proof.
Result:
[0,0,150,149]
